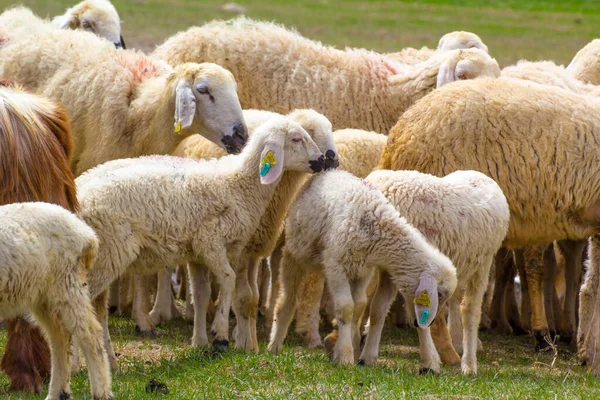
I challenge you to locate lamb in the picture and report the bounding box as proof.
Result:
[379,77,600,374]
[75,117,325,365]
[0,0,125,48]
[386,31,488,65]
[0,28,248,175]
[152,17,500,134]
[358,170,509,374]
[0,202,111,400]
[566,39,600,85]
[268,170,457,369]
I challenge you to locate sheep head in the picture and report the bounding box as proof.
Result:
[287,109,338,170]
[53,0,125,48]
[438,31,488,54]
[436,48,500,88]
[172,63,247,155]
[413,260,457,329]
[566,38,600,85]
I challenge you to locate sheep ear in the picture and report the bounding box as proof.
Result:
[413,275,439,328]
[436,60,458,88]
[259,142,284,185]
[174,81,196,134]
[54,14,79,30]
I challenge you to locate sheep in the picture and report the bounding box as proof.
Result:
[387,31,488,65]
[566,39,600,85]
[379,76,600,374]
[0,202,112,400]
[268,170,457,369]
[0,28,248,176]
[358,170,509,374]
[0,0,125,48]
[152,17,500,134]
[0,81,78,393]
[75,117,325,365]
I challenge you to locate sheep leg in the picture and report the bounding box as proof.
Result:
[514,249,532,332]
[489,248,514,334]
[578,236,598,361]
[388,294,409,329]
[118,273,133,317]
[543,244,558,337]
[557,239,586,347]
[258,258,271,316]
[132,274,156,338]
[232,255,259,353]
[418,326,442,374]
[149,267,181,326]
[460,261,491,375]
[295,270,326,348]
[93,291,118,371]
[350,277,370,361]
[523,245,550,351]
[33,307,72,400]
[505,272,527,335]
[206,251,236,350]
[448,296,463,354]
[268,253,304,354]
[325,271,355,365]
[429,308,461,366]
[108,279,120,315]
[70,342,80,373]
[188,263,211,347]
[248,257,262,351]
[359,271,396,365]
[266,242,284,328]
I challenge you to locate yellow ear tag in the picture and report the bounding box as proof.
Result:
[414,290,431,307]
[261,150,277,166]
[174,121,182,134]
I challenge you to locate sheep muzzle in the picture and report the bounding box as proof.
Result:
[324,149,339,170]
[309,155,326,173]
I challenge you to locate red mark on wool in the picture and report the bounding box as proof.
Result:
[0,31,9,46]
[361,179,378,191]
[119,52,164,83]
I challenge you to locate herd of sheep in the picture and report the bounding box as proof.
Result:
[1,0,600,398]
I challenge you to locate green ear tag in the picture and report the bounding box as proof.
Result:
[260,163,271,177]
[419,309,430,325]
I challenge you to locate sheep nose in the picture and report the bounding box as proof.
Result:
[324,149,339,170]
[221,123,248,155]
[309,155,326,173]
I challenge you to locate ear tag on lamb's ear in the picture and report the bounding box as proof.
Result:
[174,121,182,135]
[419,309,430,325]
[260,151,277,177]
[414,290,431,307]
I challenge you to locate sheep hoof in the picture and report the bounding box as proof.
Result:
[135,325,157,339]
[108,305,118,315]
[357,359,366,366]
[418,367,438,375]
[213,339,229,352]
[534,330,551,352]
[58,390,72,400]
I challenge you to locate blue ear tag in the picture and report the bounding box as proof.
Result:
[260,163,271,177]
[419,309,430,325]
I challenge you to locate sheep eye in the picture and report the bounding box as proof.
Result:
[81,20,91,29]
[292,137,302,143]
[197,86,210,95]
[457,74,467,80]
[438,291,444,302]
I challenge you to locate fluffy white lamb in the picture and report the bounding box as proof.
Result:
[152,17,500,134]
[387,31,488,65]
[0,28,247,175]
[360,170,509,375]
[0,202,111,400]
[76,117,325,365]
[566,39,600,85]
[0,0,124,48]
[268,170,457,369]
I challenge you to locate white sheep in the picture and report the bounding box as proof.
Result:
[380,76,600,375]
[0,202,111,400]
[75,116,325,365]
[0,28,247,175]
[360,170,509,375]
[387,31,488,65]
[0,0,124,48]
[268,170,457,370]
[566,39,600,85]
[152,17,500,134]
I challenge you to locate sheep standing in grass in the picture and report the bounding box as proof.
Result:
[387,31,488,65]
[0,202,112,400]
[76,117,325,363]
[0,0,125,48]
[379,77,600,375]
[359,170,509,374]
[0,28,247,175]
[152,17,500,133]
[268,170,457,369]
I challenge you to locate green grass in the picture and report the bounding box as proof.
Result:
[1,0,600,65]
[0,314,598,399]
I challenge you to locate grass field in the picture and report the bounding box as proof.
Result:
[1,0,600,398]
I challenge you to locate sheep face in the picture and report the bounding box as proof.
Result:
[257,119,324,185]
[436,48,500,88]
[411,259,457,329]
[288,109,339,169]
[54,0,124,48]
[174,64,247,155]
[438,31,488,54]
